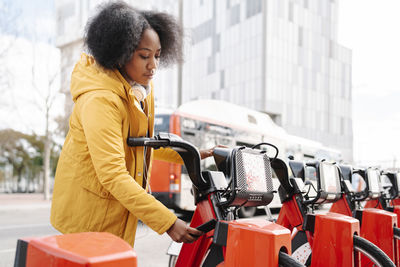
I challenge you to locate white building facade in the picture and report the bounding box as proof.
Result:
[56,0,353,162]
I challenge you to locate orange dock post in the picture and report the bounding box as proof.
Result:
[15,232,137,267]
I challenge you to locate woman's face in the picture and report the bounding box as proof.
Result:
[124,28,161,86]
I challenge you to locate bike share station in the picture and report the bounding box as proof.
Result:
[13,133,399,266]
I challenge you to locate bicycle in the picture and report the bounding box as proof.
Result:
[127,132,305,267]
[330,165,400,266]
[371,170,400,257]
[275,159,395,266]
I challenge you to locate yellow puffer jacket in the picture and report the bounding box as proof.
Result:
[51,53,182,246]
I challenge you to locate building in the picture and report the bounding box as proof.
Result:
[56,0,353,162]
[182,0,352,161]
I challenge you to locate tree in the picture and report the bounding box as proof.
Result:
[30,44,61,199]
[0,129,60,193]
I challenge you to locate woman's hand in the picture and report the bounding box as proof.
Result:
[200,145,227,160]
[167,218,203,243]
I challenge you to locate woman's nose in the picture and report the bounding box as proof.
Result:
[148,57,158,70]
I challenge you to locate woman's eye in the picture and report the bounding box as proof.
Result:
[140,55,149,59]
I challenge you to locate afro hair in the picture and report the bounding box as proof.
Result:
[84,1,183,70]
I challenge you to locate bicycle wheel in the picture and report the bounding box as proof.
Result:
[353,235,395,267]
[278,251,306,267]
[393,227,400,240]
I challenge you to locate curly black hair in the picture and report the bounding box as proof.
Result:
[84,1,183,70]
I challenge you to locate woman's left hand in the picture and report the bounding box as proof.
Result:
[199,145,227,160]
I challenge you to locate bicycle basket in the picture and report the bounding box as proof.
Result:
[225,147,274,207]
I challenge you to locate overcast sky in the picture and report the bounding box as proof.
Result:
[1,0,399,168]
[338,0,400,167]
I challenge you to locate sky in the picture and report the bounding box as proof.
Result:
[0,0,399,168]
[0,0,62,137]
[338,0,400,168]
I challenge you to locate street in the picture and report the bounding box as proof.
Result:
[0,194,172,267]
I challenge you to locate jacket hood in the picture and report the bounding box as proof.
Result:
[71,53,131,102]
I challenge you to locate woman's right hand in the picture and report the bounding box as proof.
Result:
[167,218,203,243]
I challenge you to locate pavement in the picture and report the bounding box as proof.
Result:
[0,193,51,211]
[0,193,172,267]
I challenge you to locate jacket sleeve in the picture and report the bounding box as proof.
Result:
[153,147,184,165]
[80,93,176,234]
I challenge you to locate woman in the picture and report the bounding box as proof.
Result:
[51,1,209,247]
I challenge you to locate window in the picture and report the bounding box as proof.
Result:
[230,4,241,26]
[288,2,294,22]
[220,70,225,89]
[298,26,303,47]
[246,0,262,18]
[192,19,214,44]
[213,34,220,54]
[208,56,216,74]
[329,40,334,58]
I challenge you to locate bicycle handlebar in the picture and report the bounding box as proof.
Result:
[127,132,209,190]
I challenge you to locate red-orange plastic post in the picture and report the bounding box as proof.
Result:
[361,209,397,264]
[394,206,400,265]
[224,219,291,267]
[311,212,359,267]
[26,232,137,267]
[393,206,400,228]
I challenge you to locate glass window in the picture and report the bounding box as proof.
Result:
[208,56,215,74]
[213,34,220,53]
[246,0,262,18]
[220,70,225,89]
[288,2,294,22]
[230,4,241,26]
[193,19,214,44]
[277,0,284,18]
[329,40,334,59]
[298,26,303,47]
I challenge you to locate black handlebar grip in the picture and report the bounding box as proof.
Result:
[126,137,150,146]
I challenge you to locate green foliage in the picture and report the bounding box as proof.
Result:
[0,128,60,190]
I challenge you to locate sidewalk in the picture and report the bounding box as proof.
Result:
[0,193,51,211]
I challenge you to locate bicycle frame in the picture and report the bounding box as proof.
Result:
[175,193,293,266]
[275,160,361,266]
